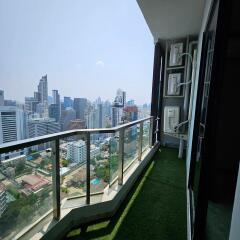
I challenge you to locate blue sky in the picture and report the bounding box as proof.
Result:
[0,0,154,104]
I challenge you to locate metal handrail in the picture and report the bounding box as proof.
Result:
[0,116,152,153]
[0,116,156,240]
[0,116,154,225]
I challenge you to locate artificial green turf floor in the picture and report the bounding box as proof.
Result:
[65,147,186,240]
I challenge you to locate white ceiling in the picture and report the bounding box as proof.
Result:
[137,0,205,41]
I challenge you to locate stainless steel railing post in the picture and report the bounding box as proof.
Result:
[138,122,143,161]
[149,117,154,147]
[118,129,124,185]
[86,132,91,204]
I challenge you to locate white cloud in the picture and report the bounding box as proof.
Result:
[96,60,105,68]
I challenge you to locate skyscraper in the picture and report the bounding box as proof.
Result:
[4,100,16,106]
[63,97,73,108]
[111,105,123,127]
[49,104,60,122]
[97,103,103,128]
[0,106,26,144]
[52,90,60,105]
[0,90,4,106]
[25,97,39,113]
[27,117,60,150]
[60,108,76,131]
[36,102,49,118]
[115,89,126,107]
[86,108,98,129]
[111,89,126,127]
[0,106,27,160]
[73,98,87,121]
[51,90,61,121]
[123,105,138,122]
[38,75,48,104]
[27,118,60,138]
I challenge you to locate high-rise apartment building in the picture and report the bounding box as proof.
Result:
[111,89,126,127]
[60,108,76,131]
[4,100,16,106]
[49,104,60,122]
[123,106,138,122]
[50,90,61,122]
[25,97,39,113]
[111,105,123,127]
[27,118,60,138]
[0,106,27,161]
[37,75,48,104]
[0,106,26,144]
[86,108,98,129]
[0,90,4,106]
[63,97,73,108]
[36,102,49,118]
[115,89,126,107]
[73,98,87,121]
[27,118,60,150]
[52,90,60,106]
[34,91,40,102]
[126,100,135,106]
[97,104,103,128]
[67,140,86,164]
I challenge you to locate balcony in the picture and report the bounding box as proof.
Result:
[65,147,186,240]
[0,117,165,240]
[1,1,239,239]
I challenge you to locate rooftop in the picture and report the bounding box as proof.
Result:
[22,174,50,191]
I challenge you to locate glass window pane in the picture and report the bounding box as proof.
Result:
[59,135,86,207]
[0,143,53,239]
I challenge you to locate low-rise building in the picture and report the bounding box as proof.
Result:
[21,174,51,195]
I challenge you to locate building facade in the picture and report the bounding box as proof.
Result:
[0,106,27,161]
[49,104,60,122]
[73,98,87,121]
[63,97,73,108]
[37,75,48,104]
[60,108,76,131]
[67,140,86,164]
[27,118,60,138]
[0,90,4,106]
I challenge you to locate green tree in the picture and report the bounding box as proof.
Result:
[19,205,32,220]
[7,185,20,199]
[61,159,69,167]
[15,160,25,175]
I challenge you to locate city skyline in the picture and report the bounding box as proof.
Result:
[0,0,154,105]
[0,83,151,106]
